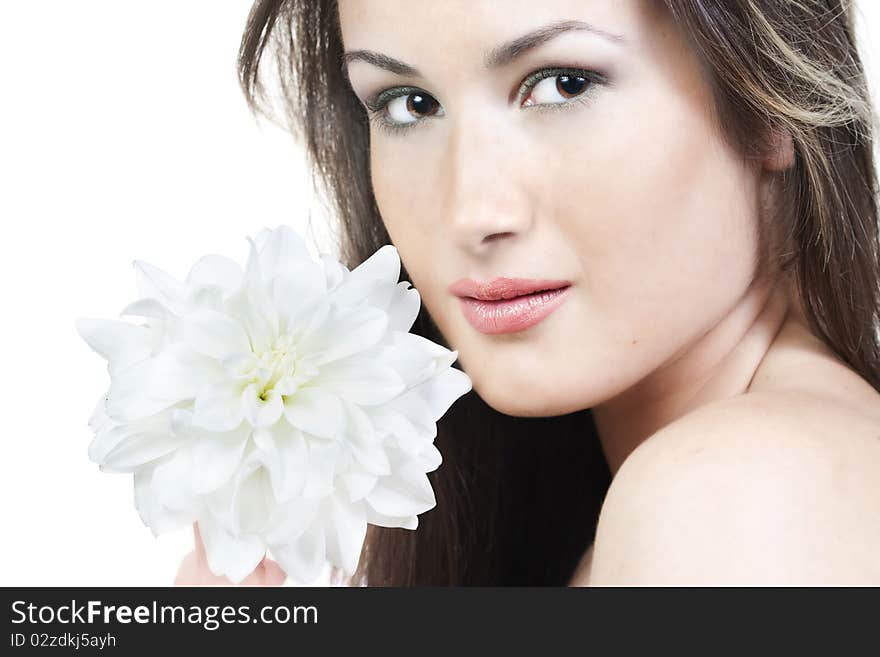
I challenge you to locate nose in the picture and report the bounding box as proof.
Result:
[442,110,533,255]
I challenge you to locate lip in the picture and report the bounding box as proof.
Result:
[450,277,572,335]
[449,277,572,301]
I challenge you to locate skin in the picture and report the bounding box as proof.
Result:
[179,0,880,584]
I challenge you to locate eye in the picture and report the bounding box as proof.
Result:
[382,90,444,130]
[519,67,602,109]
[364,87,445,136]
[363,66,605,137]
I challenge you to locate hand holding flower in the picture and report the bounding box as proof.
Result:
[174,523,286,585]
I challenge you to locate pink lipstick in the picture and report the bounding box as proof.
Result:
[449,277,572,335]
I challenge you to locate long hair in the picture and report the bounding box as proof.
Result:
[236,0,880,585]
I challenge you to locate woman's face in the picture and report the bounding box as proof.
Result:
[338,0,768,417]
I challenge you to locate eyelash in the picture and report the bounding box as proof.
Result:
[363,66,607,137]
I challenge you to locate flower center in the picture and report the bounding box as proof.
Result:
[251,333,299,399]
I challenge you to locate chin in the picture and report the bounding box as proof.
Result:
[474,383,590,418]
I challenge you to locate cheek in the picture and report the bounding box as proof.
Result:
[370,142,422,258]
[370,143,443,304]
[546,84,760,344]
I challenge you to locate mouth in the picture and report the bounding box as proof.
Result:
[485,285,569,300]
[450,278,573,335]
[449,277,572,301]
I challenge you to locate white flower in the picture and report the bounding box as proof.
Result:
[76,226,472,584]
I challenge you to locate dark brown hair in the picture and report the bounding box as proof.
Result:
[237,0,880,585]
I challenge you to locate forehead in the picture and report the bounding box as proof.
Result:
[337,0,666,55]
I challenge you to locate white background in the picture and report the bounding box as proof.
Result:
[0,2,877,586]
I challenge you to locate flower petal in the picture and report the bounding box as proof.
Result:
[324,494,367,575]
[229,243,279,354]
[414,442,443,473]
[386,283,421,332]
[88,419,128,464]
[301,438,340,499]
[341,400,381,446]
[346,441,391,477]
[272,523,327,585]
[314,355,406,406]
[192,380,246,431]
[363,504,418,530]
[365,405,422,450]
[255,225,311,278]
[150,448,199,513]
[292,300,333,339]
[374,331,456,386]
[271,263,327,329]
[338,471,378,502]
[75,318,152,370]
[282,387,344,438]
[147,342,224,402]
[133,465,158,529]
[320,254,348,291]
[232,460,275,535]
[88,393,111,432]
[105,359,179,421]
[350,244,400,283]
[185,284,225,312]
[417,365,473,419]
[190,423,251,494]
[378,365,472,442]
[365,455,436,518]
[362,281,398,314]
[185,254,243,292]
[299,305,389,366]
[133,259,187,310]
[198,512,266,584]
[119,298,174,321]
[382,386,437,441]
[265,494,321,544]
[101,428,184,472]
[254,423,308,503]
[134,464,194,536]
[329,276,383,308]
[181,309,251,360]
[340,403,390,475]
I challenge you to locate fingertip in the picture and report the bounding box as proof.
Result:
[265,559,287,585]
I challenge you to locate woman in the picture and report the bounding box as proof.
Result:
[177,0,880,585]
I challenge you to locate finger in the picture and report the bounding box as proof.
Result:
[263,558,287,585]
[174,552,198,585]
[239,559,268,586]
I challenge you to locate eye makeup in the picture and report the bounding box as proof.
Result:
[361,65,609,136]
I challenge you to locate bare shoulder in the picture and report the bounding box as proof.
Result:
[586,390,880,585]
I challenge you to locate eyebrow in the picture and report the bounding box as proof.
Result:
[340,19,625,79]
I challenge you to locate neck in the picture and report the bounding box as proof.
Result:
[591,274,794,477]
